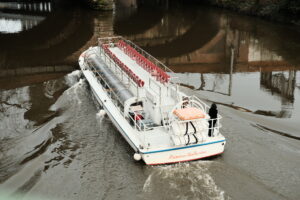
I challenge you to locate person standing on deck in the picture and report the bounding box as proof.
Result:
[208,103,218,137]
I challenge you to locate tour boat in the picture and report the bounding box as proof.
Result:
[78,36,226,165]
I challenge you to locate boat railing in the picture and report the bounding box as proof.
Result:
[174,114,222,137]
[126,112,153,132]
[124,39,174,74]
[98,36,181,99]
[167,96,209,121]
[98,36,124,46]
[83,48,157,140]
[99,46,135,85]
[166,95,222,135]
[83,50,128,114]
[87,61,125,108]
[96,45,144,99]
[98,36,174,74]
[189,95,210,113]
[98,37,180,81]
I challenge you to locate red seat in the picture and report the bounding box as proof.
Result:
[138,80,143,87]
[101,41,152,87]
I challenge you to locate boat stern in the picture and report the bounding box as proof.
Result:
[141,139,226,165]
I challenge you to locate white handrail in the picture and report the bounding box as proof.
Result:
[97,36,183,96]
[124,39,174,74]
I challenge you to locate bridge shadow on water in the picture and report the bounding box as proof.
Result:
[1,0,300,71]
[1,2,300,199]
[0,0,94,68]
[0,0,300,119]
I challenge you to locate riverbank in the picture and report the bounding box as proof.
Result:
[204,0,300,25]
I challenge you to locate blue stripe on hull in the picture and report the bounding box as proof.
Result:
[143,140,226,154]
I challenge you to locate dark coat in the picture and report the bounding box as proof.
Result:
[208,103,218,119]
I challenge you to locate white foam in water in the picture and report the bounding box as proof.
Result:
[74,79,85,104]
[49,77,85,111]
[95,110,106,125]
[144,162,226,200]
[142,174,153,192]
[0,86,32,139]
[96,110,106,117]
[296,71,300,87]
[49,70,82,110]
[65,70,82,87]
[43,79,63,99]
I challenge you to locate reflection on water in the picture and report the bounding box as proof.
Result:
[0,1,52,33]
[261,71,296,102]
[0,18,22,33]
[0,0,95,68]
[173,71,299,119]
[120,3,300,120]
[0,2,52,12]
[0,15,45,33]
[1,0,300,199]
[0,0,299,116]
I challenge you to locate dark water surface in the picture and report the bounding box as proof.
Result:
[1,0,300,199]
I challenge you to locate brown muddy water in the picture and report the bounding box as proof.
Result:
[0,0,300,199]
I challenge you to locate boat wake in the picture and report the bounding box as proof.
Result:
[1,70,228,199]
[143,162,227,200]
[0,71,86,196]
[96,109,107,121]
[65,70,82,87]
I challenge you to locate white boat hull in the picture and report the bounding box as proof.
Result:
[81,61,226,165]
[79,39,226,165]
[80,65,140,152]
[142,139,225,165]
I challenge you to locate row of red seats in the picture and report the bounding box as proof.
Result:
[117,40,170,84]
[102,44,145,87]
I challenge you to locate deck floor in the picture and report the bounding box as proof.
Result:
[109,46,175,148]
[109,47,176,106]
[139,127,172,149]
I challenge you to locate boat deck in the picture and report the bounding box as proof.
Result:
[139,126,224,152]
[79,37,226,164]
[139,127,172,149]
[109,47,176,106]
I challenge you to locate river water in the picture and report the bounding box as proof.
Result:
[0,0,300,199]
